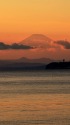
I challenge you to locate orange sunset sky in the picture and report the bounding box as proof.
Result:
[0,0,70,60]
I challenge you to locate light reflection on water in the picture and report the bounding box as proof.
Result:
[0,70,70,125]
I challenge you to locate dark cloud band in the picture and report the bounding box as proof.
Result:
[55,40,70,49]
[0,42,33,50]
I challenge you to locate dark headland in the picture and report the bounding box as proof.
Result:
[46,61,70,69]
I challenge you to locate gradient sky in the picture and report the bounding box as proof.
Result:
[0,0,70,60]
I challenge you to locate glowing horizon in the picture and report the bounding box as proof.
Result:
[0,0,70,60]
[0,0,70,42]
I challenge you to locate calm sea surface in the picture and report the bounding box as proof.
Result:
[0,70,70,125]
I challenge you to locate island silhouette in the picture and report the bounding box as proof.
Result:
[46,61,70,69]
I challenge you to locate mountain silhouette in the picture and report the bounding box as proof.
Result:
[17,57,54,64]
[19,34,53,48]
[0,58,70,71]
[0,57,54,71]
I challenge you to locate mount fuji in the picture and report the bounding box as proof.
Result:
[19,34,53,48]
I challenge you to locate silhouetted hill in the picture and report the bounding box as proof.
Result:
[46,62,70,69]
[17,57,54,64]
[0,57,53,71]
[0,59,46,71]
[0,59,69,71]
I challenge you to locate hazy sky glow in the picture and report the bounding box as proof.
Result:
[0,0,70,60]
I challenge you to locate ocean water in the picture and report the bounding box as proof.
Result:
[0,70,70,125]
